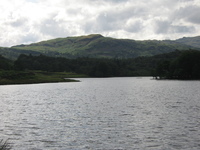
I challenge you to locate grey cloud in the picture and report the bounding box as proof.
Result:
[174,5,200,24]
[155,19,195,34]
[179,0,195,2]
[172,25,195,33]
[96,13,121,31]
[83,13,120,33]
[116,6,148,19]
[125,20,144,33]
[70,0,150,37]
[4,15,28,28]
[104,0,129,3]
[83,15,119,33]
[39,17,70,37]
[83,4,148,33]
[155,20,171,34]
[88,0,129,3]
[27,0,38,3]
[66,8,81,15]
[10,18,28,27]
[20,33,40,44]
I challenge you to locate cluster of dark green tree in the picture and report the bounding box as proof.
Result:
[0,55,13,70]
[155,50,200,79]
[13,50,181,77]
[1,50,200,79]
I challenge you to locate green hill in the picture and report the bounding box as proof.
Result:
[175,36,200,48]
[1,34,198,59]
[0,47,43,60]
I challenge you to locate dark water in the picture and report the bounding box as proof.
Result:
[0,77,200,150]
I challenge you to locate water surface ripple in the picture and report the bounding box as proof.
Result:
[0,77,200,149]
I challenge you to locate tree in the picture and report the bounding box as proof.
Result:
[155,50,200,79]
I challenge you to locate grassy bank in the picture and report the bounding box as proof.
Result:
[0,139,11,150]
[0,71,86,85]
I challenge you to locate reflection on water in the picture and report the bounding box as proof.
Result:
[0,77,200,150]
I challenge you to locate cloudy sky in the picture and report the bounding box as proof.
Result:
[0,0,200,47]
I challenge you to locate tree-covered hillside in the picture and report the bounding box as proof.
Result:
[155,50,200,79]
[175,36,200,48]
[0,54,13,70]
[0,47,43,60]
[10,34,193,59]
[13,50,182,77]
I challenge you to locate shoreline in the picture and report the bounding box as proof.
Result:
[0,71,85,85]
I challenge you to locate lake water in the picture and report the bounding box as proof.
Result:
[0,77,200,150]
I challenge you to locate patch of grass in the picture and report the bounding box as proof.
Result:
[0,71,86,85]
[0,139,12,150]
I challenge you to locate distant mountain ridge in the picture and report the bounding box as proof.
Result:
[1,34,200,60]
[175,36,200,48]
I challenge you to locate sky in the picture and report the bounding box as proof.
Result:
[0,0,200,47]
